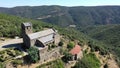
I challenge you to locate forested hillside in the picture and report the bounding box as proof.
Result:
[81,25,120,64]
[0,13,110,53]
[0,13,48,37]
[0,13,112,67]
[0,13,89,42]
[0,6,120,27]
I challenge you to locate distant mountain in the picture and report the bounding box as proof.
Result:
[0,6,120,27]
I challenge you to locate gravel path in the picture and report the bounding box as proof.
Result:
[0,38,23,50]
[107,59,119,68]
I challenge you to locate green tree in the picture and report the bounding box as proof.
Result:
[67,42,75,50]
[0,62,4,68]
[62,52,72,63]
[51,44,56,48]
[104,64,108,68]
[58,41,64,46]
[27,46,39,63]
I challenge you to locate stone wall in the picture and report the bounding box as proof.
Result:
[23,35,31,48]
[54,33,60,45]
[77,51,83,59]
[71,51,83,60]
[39,47,61,63]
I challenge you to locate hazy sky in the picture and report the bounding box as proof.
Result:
[0,0,120,7]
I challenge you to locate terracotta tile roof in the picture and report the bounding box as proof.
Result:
[69,45,81,55]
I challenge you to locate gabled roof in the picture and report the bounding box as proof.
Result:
[27,29,55,40]
[23,22,32,26]
[69,45,81,55]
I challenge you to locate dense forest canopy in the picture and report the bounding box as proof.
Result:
[81,25,120,63]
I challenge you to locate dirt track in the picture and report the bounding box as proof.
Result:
[107,59,119,68]
[0,38,23,50]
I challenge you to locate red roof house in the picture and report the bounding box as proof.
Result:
[69,45,82,60]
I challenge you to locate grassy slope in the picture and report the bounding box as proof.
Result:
[74,53,100,68]
[81,25,120,63]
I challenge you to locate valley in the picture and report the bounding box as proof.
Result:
[0,5,120,68]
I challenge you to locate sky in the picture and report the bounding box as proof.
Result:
[0,0,120,7]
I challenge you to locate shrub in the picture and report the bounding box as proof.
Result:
[58,41,64,46]
[62,52,73,63]
[37,59,64,68]
[27,46,39,63]
[15,50,22,56]
[74,53,100,68]
[60,48,68,55]
[51,44,56,48]
[12,59,23,65]
[0,62,4,68]
[48,44,51,50]
[67,42,75,50]
[104,64,108,68]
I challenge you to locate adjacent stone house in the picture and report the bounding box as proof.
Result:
[69,45,83,60]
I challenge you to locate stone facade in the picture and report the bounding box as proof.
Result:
[39,47,60,63]
[21,22,60,48]
[71,51,83,60]
[21,22,60,63]
[21,23,33,48]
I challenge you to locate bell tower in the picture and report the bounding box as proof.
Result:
[21,22,33,48]
[21,22,33,35]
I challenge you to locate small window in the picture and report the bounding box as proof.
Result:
[28,27,31,29]
[27,26,29,29]
[27,26,31,31]
[53,36,55,38]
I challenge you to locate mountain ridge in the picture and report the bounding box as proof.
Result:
[0,6,120,27]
